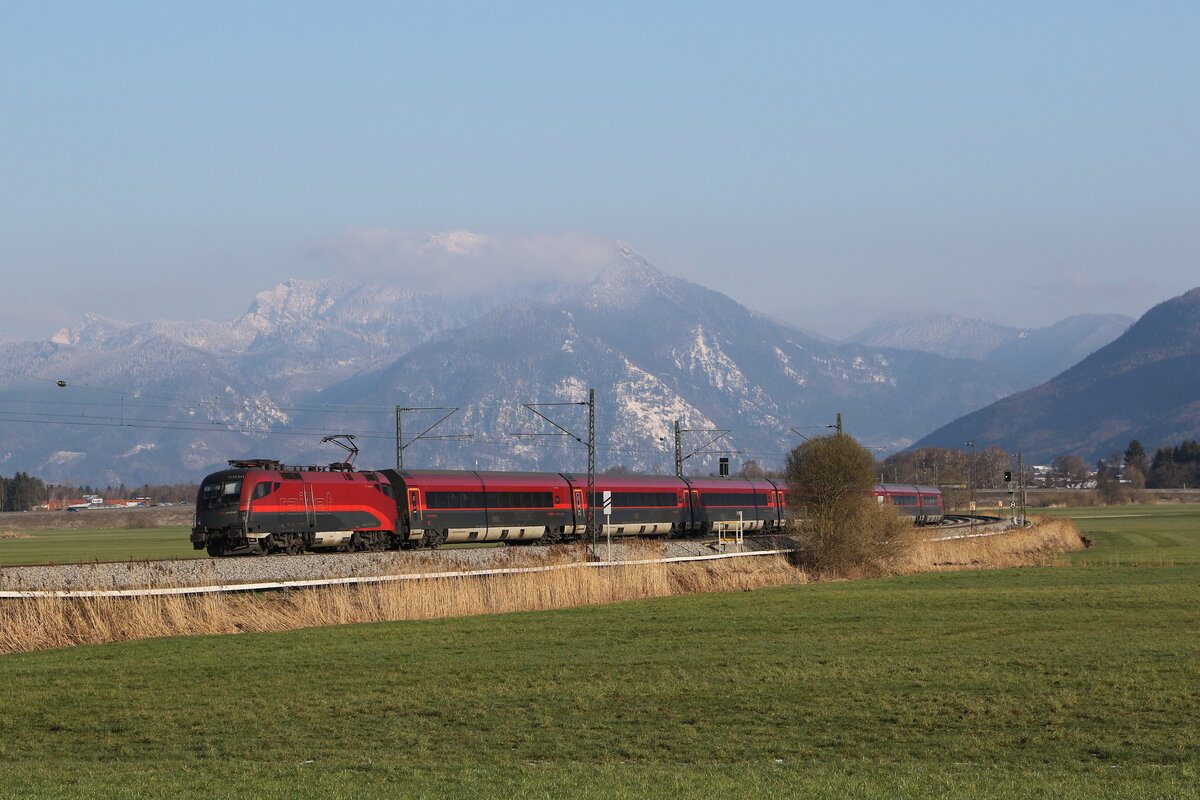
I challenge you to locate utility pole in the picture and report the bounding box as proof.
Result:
[674,420,731,478]
[395,407,471,469]
[674,419,683,479]
[964,439,977,525]
[512,392,596,551]
[1017,451,1028,526]
[834,413,843,435]
[587,389,595,548]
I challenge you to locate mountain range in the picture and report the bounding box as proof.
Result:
[0,244,1150,485]
[914,287,1200,463]
[848,313,1133,387]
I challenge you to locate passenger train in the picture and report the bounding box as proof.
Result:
[190,460,943,557]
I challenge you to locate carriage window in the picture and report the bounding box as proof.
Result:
[612,492,677,508]
[699,492,761,507]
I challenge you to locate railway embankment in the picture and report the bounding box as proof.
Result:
[0,536,791,593]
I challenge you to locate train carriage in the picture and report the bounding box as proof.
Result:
[562,474,688,538]
[384,469,574,547]
[683,477,786,534]
[873,484,944,525]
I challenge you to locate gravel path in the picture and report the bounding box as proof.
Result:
[0,536,799,592]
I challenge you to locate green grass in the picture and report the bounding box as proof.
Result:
[0,525,201,565]
[2,557,1197,798]
[1038,503,1200,566]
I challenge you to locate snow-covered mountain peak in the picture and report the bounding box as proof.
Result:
[577,245,680,308]
[50,313,134,347]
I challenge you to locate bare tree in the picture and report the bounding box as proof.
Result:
[786,434,914,576]
[1049,455,1090,488]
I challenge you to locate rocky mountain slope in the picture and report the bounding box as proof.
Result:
[912,287,1200,462]
[301,249,1016,474]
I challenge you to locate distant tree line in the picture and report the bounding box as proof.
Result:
[1145,440,1200,489]
[880,446,1014,489]
[0,472,49,512]
[882,438,1200,495]
[0,473,200,512]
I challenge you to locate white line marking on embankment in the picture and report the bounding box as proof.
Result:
[0,548,799,599]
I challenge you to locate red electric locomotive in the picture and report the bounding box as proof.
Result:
[190,459,400,556]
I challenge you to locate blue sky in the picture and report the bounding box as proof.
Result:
[2,1,1197,339]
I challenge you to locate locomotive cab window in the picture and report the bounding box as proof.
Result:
[251,482,275,500]
[201,479,243,507]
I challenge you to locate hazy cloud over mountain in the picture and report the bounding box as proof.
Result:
[305,229,620,293]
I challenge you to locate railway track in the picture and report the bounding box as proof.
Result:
[0,521,1003,570]
[939,514,1005,529]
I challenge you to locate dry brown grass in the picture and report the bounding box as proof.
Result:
[907,517,1085,572]
[0,521,1086,655]
[0,543,809,654]
[0,532,32,539]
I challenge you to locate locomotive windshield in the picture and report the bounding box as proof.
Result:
[200,479,243,508]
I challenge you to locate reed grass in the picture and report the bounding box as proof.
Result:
[0,522,1084,654]
[910,516,1085,571]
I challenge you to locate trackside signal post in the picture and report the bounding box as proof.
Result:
[603,489,612,560]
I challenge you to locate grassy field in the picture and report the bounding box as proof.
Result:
[0,570,1194,797]
[0,510,1196,798]
[1040,503,1200,566]
[0,525,201,565]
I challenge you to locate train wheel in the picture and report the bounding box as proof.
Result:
[206,540,226,557]
[421,529,445,549]
[286,535,306,555]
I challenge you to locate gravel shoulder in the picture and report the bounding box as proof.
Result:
[0,535,800,592]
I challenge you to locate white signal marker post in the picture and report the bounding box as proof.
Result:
[603,490,612,561]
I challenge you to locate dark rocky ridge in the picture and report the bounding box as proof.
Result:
[913,288,1200,462]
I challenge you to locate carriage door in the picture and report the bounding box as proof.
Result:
[408,489,422,533]
[573,489,584,533]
